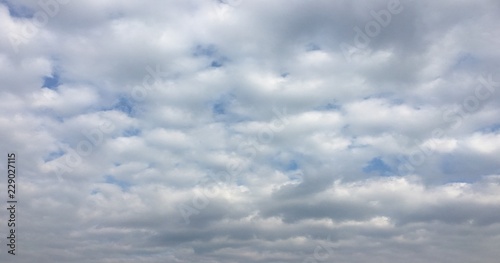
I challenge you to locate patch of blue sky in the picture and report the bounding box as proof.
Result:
[268,153,301,173]
[213,109,248,124]
[209,56,229,68]
[192,44,228,68]
[110,96,135,116]
[452,53,480,71]
[104,175,131,191]
[43,150,64,162]
[285,160,299,171]
[42,72,60,89]
[477,123,500,133]
[1,1,33,18]
[122,128,140,137]
[211,60,224,68]
[363,157,393,176]
[211,93,237,118]
[193,44,217,57]
[212,101,226,115]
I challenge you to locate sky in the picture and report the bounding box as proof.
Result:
[0,0,500,262]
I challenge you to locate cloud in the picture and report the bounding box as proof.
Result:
[1,0,500,262]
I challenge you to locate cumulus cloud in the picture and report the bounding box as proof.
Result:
[0,0,499,262]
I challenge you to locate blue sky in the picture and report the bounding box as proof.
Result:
[1,0,500,262]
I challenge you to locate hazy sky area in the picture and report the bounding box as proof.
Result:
[1,0,500,262]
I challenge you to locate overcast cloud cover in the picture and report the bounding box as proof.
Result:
[1,0,500,262]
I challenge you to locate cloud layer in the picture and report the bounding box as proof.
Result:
[1,0,500,262]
